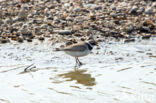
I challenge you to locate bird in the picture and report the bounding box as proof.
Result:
[59,40,97,66]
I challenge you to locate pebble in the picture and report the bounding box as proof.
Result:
[145,7,153,14]
[130,6,138,14]
[94,6,102,10]
[124,38,135,43]
[64,3,70,8]
[139,27,150,33]
[142,35,151,39]
[38,37,45,41]
[18,8,28,21]
[5,18,13,24]
[0,20,4,25]
[27,39,32,42]
[21,0,30,3]
[74,8,81,12]
[54,30,73,35]
[138,7,145,14]
[34,27,41,35]
[41,24,48,29]
[21,30,34,38]
[110,13,117,18]
[0,39,9,43]
[18,37,24,43]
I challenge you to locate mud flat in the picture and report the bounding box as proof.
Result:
[0,37,156,103]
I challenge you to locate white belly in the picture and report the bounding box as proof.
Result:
[65,50,90,57]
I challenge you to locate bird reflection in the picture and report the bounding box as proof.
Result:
[59,69,96,86]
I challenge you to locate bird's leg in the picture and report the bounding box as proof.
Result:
[77,57,83,66]
[75,57,78,67]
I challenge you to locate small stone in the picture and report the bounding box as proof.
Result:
[21,30,34,38]
[21,0,30,3]
[74,8,81,12]
[18,22,24,27]
[47,14,53,20]
[54,18,61,24]
[142,35,151,39]
[66,41,73,46]
[64,3,70,8]
[124,23,134,33]
[80,38,85,41]
[138,7,145,13]
[32,19,43,24]
[60,45,65,48]
[18,8,28,21]
[34,27,41,34]
[124,39,135,43]
[54,30,73,35]
[5,18,13,24]
[0,20,4,26]
[46,4,56,9]
[90,15,96,21]
[130,6,138,14]
[88,0,95,3]
[10,28,18,33]
[114,20,121,25]
[1,39,9,43]
[56,0,61,3]
[108,0,114,3]
[47,26,53,32]
[73,33,82,37]
[94,6,102,10]
[41,24,48,29]
[27,39,32,42]
[145,7,153,14]
[38,37,45,41]
[110,13,117,18]
[18,37,24,43]
[83,26,90,29]
[140,27,150,33]
[1,24,8,28]
[110,4,116,11]
[11,37,18,41]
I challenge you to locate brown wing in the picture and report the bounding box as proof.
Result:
[62,42,87,51]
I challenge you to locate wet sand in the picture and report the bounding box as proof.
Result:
[0,37,156,103]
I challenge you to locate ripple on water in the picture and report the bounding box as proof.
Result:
[0,98,11,103]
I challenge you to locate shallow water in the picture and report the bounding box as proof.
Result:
[0,38,156,103]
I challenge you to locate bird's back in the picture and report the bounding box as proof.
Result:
[61,42,88,52]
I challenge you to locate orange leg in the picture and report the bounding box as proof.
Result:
[75,57,83,67]
[75,57,78,66]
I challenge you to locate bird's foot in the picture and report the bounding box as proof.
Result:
[78,61,83,66]
[74,62,82,68]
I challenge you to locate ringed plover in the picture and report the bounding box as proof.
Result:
[60,40,97,66]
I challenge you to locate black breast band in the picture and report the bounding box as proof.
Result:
[86,43,93,50]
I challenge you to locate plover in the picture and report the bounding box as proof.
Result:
[59,40,97,66]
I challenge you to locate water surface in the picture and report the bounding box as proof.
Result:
[0,38,156,103]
